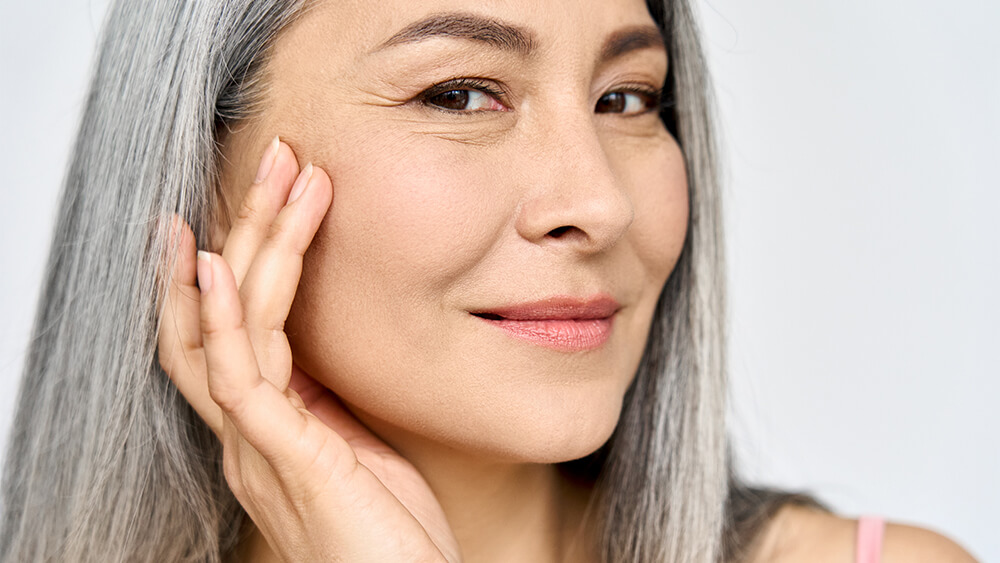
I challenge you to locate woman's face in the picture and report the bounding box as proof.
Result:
[221,0,689,463]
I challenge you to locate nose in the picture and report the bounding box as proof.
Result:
[514,115,634,255]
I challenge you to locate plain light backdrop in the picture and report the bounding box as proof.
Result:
[1,0,996,560]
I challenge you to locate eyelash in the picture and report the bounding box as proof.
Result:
[417,78,667,116]
[598,85,666,116]
[419,78,510,113]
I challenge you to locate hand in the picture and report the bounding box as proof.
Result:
[157,138,461,563]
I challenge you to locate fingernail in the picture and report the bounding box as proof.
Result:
[254,136,280,184]
[196,251,213,293]
[287,162,313,204]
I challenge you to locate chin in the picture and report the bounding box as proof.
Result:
[347,374,629,467]
[520,421,620,465]
[459,388,627,465]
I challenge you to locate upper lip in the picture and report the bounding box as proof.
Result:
[469,294,621,321]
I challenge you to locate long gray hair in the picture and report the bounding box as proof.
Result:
[0,0,812,561]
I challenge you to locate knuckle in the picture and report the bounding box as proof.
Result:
[198,317,219,340]
[199,311,243,339]
[234,196,264,225]
[209,374,267,421]
[198,315,220,337]
[207,380,244,414]
[250,319,284,339]
[264,216,293,245]
[285,449,344,507]
[263,215,309,258]
[302,429,356,482]
[286,389,306,411]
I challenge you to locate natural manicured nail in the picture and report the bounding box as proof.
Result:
[254,136,280,184]
[287,162,313,204]
[196,251,213,293]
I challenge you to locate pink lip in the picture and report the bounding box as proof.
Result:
[470,295,620,351]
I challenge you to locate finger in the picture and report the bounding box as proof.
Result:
[239,163,333,337]
[197,250,311,457]
[158,216,223,432]
[221,137,301,286]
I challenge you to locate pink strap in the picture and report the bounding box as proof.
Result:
[856,516,885,563]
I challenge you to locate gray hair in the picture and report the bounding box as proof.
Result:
[0,0,812,561]
[584,1,730,561]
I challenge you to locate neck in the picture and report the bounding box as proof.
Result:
[402,441,595,563]
[234,416,599,563]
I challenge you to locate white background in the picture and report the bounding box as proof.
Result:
[1,0,996,560]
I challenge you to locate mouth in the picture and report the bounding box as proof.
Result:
[471,312,506,321]
[469,295,619,351]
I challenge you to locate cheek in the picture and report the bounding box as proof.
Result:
[285,126,514,376]
[281,117,690,461]
[617,134,690,287]
[320,135,503,284]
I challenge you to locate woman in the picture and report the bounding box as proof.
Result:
[0,0,978,561]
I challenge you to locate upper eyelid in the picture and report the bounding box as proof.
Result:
[597,84,663,102]
[422,78,508,98]
[600,76,665,95]
[603,85,662,101]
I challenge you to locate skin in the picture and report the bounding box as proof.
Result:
[242,0,685,468]
[751,506,979,563]
[157,0,982,561]
[162,0,685,560]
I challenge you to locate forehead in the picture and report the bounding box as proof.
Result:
[279,0,661,61]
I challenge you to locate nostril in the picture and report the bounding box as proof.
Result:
[547,226,574,238]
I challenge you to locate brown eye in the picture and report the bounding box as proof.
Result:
[429,90,471,111]
[595,91,657,114]
[596,92,627,113]
[422,82,507,113]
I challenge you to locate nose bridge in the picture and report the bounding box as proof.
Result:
[515,106,635,253]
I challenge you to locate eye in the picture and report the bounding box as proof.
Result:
[427,89,505,112]
[595,89,661,115]
[421,78,509,113]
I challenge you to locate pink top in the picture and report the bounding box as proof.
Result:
[856,516,886,563]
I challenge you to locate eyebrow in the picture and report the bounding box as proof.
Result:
[374,13,666,64]
[599,26,666,63]
[376,12,537,56]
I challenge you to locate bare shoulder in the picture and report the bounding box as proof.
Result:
[751,504,979,563]
[881,520,979,563]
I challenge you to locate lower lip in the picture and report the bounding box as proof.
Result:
[477,317,614,351]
